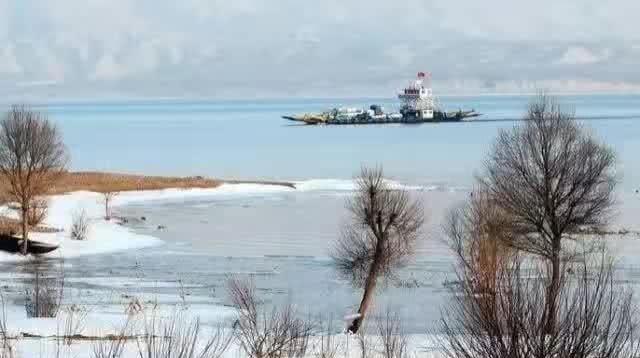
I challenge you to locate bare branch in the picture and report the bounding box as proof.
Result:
[0,105,68,254]
[331,166,425,333]
[478,93,617,332]
[228,276,313,358]
[376,308,407,358]
[102,191,118,221]
[445,188,514,296]
[439,251,639,358]
[70,208,90,241]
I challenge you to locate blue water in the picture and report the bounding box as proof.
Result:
[2,95,640,334]
[31,95,640,190]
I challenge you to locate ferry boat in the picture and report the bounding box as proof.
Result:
[282,72,481,125]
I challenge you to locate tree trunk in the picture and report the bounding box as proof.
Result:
[20,206,29,255]
[105,198,109,220]
[545,242,561,334]
[348,270,379,334]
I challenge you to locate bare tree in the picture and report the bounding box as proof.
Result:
[331,167,424,333]
[376,308,407,358]
[136,309,234,358]
[102,191,118,221]
[0,105,68,254]
[227,276,313,358]
[439,250,638,358]
[445,188,513,296]
[480,94,617,332]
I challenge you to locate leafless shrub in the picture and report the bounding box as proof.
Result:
[25,262,64,318]
[102,191,118,221]
[0,105,68,254]
[228,276,313,358]
[331,166,425,333]
[481,93,617,332]
[91,317,132,358]
[315,314,340,358]
[61,304,89,345]
[445,188,513,296]
[355,329,370,358]
[136,308,234,358]
[439,251,639,358]
[0,296,15,358]
[27,198,48,227]
[93,339,128,358]
[376,309,407,358]
[70,208,89,241]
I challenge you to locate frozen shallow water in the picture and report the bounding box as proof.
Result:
[61,187,467,333]
[0,184,636,336]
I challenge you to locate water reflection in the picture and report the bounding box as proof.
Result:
[16,257,64,318]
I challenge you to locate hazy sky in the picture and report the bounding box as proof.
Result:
[1,0,639,98]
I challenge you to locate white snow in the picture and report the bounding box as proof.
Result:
[0,183,305,262]
[0,190,162,262]
[0,180,443,263]
[0,183,636,357]
[294,179,439,192]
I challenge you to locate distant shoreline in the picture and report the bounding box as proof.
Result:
[224,179,296,189]
[37,171,296,195]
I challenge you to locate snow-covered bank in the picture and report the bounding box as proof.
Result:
[0,183,307,262]
[0,180,450,262]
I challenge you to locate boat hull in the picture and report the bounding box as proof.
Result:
[283,110,480,125]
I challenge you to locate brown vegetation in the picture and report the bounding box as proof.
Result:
[44,171,223,194]
[445,188,513,296]
[0,216,59,235]
[0,105,68,254]
[0,172,293,235]
[331,167,425,333]
[480,93,617,332]
[26,198,48,227]
[439,252,638,358]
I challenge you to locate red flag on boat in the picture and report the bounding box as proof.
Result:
[417,72,426,78]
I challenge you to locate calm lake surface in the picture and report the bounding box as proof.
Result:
[32,95,640,190]
[3,95,640,333]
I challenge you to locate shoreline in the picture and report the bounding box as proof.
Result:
[0,171,295,237]
[40,171,296,195]
[0,173,636,262]
[0,177,298,262]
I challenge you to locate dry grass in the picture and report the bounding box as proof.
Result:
[0,171,296,197]
[45,172,224,194]
[0,171,293,235]
[0,172,221,235]
[228,276,313,358]
[0,172,222,199]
